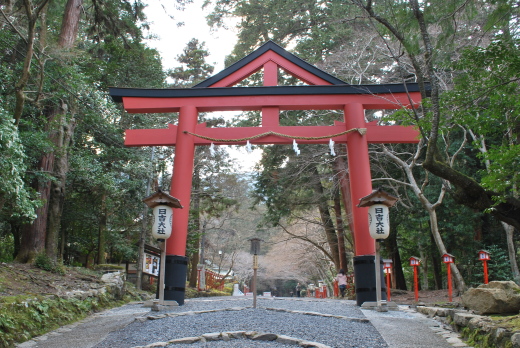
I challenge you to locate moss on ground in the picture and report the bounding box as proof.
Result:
[0,284,146,348]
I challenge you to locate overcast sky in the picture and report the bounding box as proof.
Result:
[143,1,262,172]
[144,0,238,72]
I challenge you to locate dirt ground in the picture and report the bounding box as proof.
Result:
[0,262,103,298]
[389,288,462,306]
[1,263,461,307]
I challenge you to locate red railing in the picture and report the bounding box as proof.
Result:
[202,269,225,291]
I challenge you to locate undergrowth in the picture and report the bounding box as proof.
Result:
[0,286,142,348]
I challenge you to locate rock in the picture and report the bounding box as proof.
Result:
[511,332,520,348]
[453,312,483,327]
[100,271,125,300]
[251,332,278,341]
[462,281,520,314]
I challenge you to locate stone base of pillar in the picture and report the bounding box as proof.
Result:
[164,255,188,305]
[353,255,387,306]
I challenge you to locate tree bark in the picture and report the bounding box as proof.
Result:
[311,165,340,269]
[58,0,83,49]
[46,105,76,262]
[332,190,349,272]
[97,193,107,265]
[16,0,82,263]
[503,222,520,284]
[332,153,355,250]
[189,164,201,288]
[430,232,442,290]
[382,146,467,291]
[386,226,407,290]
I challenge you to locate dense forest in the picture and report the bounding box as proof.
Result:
[0,0,518,295]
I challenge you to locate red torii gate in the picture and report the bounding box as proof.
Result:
[110,41,421,305]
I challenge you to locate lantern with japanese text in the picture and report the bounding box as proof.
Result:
[367,204,390,239]
[359,189,398,240]
[151,205,173,240]
[143,190,182,241]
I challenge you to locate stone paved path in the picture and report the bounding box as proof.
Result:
[16,297,471,348]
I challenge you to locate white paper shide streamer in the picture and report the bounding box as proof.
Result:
[246,140,252,153]
[210,142,215,156]
[329,138,336,156]
[292,139,300,155]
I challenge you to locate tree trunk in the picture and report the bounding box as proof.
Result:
[58,0,83,49]
[387,227,407,290]
[419,248,428,290]
[332,153,355,250]
[97,193,107,265]
[189,161,201,288]
[333,189,348,271]
[16,162,52,263]
[428,208,466,292]
[503,222,520,284]
[430,233,442,290]
[311,165,340,269]
[46,106,76,262]
[16,0,81,263]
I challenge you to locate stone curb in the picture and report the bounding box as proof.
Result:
[135,306,250,322]
[416,306,520,348]
[131,330,332,348]
[265,307,369,323]
[136,305,368,324]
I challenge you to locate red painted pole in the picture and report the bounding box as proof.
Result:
[344,103,374,256]
[447,263,452,302]
[483,260,489,284]
[168,105,198,256]
[386,272,391,301]
[414,265,419,302]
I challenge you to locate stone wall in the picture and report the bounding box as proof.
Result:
[417,306,520,348]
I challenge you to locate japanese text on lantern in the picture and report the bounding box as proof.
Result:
[157,208,167,235]
[375,207,385,234]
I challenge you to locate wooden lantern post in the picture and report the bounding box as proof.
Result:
[409,256,421,302]
[358,188,398,311]
[478,250,491,284]
[383,259,393,301]
[442,253,455,302]
[143,190,182,306]
[249,238,263,309]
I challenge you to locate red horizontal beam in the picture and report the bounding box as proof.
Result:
[122,93,421,114]
[124,122,419,147]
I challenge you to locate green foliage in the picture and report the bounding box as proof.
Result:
[0,108,38,221]
[168,38,214,87]
[34,254,65,275]
[0,287,140,347]
[442,38,520,201]
[0,233,15,263]
[486,245,514,282]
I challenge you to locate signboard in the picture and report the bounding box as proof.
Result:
[143,252,160,277]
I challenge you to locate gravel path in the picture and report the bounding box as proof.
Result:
[94,297,387,348]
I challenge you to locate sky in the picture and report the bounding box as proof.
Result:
[144,0,237,72]
[143,0,263,172]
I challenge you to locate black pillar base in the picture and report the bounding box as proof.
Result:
[163,255,188,305]
[353,255,387,306]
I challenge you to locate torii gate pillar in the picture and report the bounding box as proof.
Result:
[163,105,197,304]
[344,103,373,256]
